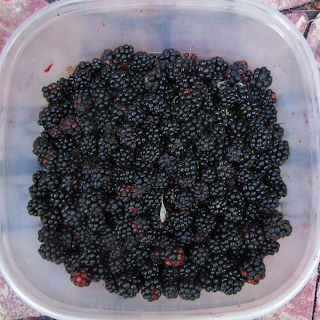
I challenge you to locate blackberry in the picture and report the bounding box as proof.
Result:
[215,160,236,187]
[191,180,210,203]
[247,67,272,90]
[162,245,185,267]
[38,103,64,129]
[130,51,156,73]
[144,62,168,92]
[42,78,71,103]
[252,152,272,174]
[117,273,141,298]
[219,85,240,108]
[220,269,245,295]
[27,197,49,216]
[164,185,195,213]
[263,167,287,198]
[32,136,52,158]
[178,260,199,279]
[241,224,265,250]
[157,48,181,62]
[141,277,162,301]
[225,60,248,86]
[40,208,62,228]
[162,268,179,299]
[61,202,85,228]
[237,169,267,203]
[268,139,290,166]
[189,243,210,267]
[71,268,90,287]
[166,208,194,231]
[38,241,66,265]
[59,115,81,137]
[263,211,292,240]
[78,189,107,216]
[193,208,216,243]
[240,252,266,285]
[179,279,201,301]
[87,213,107,233]
[60,226,77,250]
[206,254,232,277]
[38,226,58,243]
[247,122,272,152]
[113,44,135,63]
[167,57,195,81]
[196,56,228,80]
[105,273,118,293]
[260,238,280,256]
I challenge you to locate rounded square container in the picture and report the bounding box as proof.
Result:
[0,0,320,319]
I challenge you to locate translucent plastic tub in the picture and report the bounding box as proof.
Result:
[0,0,320,319]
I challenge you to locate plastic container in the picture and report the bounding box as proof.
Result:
[0,0,320,319]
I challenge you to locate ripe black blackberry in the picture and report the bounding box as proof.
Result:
[166,208,194,231]
[105,273,118,293]
[144,62,168,92]
[263,166,287,198]
[38,226,58,243]
[40,208,62,228]
[179,279,202,301]
[240,251,266,285]
[247,122,272,152]
[220,268,245,295]
[38,241,66,265]
[191,180,210,203]
[32,136,52,158]
[196,56,228,80]
[78,189,107,216]
[237,169,267,203]
[42,78,71,103]
[247,67,272,90]
[263,211,292,240]
[162,268,180,299]
[141,277,162,301]
[164,185,195,213]
[176,156,198,189]
[27,197,49,216]
[38,103,64,130]
[116,272,141,298]
[268,139,290,166]
[225,60,248,86]
[193,208,216,243]
[260,238,280,256]
[206,253,233,278]
[207,196,228,217]
[112,44,135,63]
[189,243,210,267]
[61,202,85,228]
[219,85,241,108]
[157,48,181,62]
[215,160,236,187]
[224,139,244,163]
[252,152,272,174]
[241,224,265,251]
[129,51,156,73]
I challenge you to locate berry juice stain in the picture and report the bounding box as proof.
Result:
[44,63,53,73]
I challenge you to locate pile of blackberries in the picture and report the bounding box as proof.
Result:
[28,44,292,301]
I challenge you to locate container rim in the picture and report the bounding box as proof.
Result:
[0,0,320,319]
